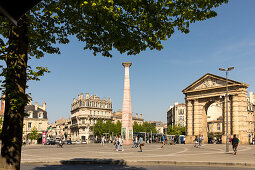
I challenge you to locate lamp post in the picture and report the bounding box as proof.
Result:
[219,66,234,152]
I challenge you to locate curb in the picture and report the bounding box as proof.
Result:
[22,160,255,168]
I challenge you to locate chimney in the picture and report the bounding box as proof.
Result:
[28,96,32,105]
[42,102,46,111]
[35,102,38,110]
[73,98,76,103]
[1,95,5,115]
[109,97,111,102]
[80,93,84,99]
[249,92,254,104]
[136,113,138,118]
[78,94,80,100]
[86,93,89,99]
[140,114,142,119]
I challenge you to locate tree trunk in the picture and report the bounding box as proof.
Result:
[0,16,29,170]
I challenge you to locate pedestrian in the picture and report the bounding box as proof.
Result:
[114,135,118,151]
[194,136,199,148]
[132,136,136,148]
[201,135,204,146]
[183,136,186,144]
[135,136,138,148]
[101,136,105,146]
[118,135,124,151]
[199,135,202,146]
[161,135,165,148]
[139,136,144,152]
[232,134,239,155]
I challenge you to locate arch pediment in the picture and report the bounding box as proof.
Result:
[182,73,248,93]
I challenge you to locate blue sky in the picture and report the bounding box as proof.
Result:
[27,0,255,123]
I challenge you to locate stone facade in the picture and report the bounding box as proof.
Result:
[167,102,186,128]
[23,101,48,143]
[112,111,143,125]
[148,121,164,134]
[1,97,48,143]
[70,93,112,143]
[183,73,254,144]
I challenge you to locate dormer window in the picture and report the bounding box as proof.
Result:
[38,112,43,118]
[28,111,33,118]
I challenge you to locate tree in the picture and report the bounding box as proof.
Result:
[93,119,104,136]
[167,125,185,135]
[28,127,39,142]
[0,0,228,169]
[0,117,3,139]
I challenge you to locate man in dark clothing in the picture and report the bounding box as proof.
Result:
[232,134,239,155]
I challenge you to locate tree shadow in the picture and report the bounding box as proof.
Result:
[22,158,147,170]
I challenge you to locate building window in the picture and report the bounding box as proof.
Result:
[98,111,99,115]
[38,112,43,118]
[28,111,33,118]
[82,110,85,114]
[82,119,85,124]
[217,123,221,131]
[28,122,32,129]
[90,111,92,115]
[38,123,42,130]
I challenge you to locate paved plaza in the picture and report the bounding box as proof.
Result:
[21,143,255,168]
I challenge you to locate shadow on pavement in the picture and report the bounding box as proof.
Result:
[26,164,146,170]
[22,158,147,170]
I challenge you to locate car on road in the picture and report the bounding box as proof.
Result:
[45,139,56,145]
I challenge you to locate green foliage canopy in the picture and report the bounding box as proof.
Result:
[167,125,186,135]
[28,127,40,140]
[0,0,228,168]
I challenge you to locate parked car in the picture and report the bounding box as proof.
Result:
[81,141,87,144]
[45,139,56,145]
[72,141,81,144]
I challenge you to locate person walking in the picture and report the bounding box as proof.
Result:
[118,136,124,151]
[232,134,239,155]
[199,135,202,146]
[114,135,118,151]
[161,135,165,148]
[194,136,199,148]
[139,136,143,152]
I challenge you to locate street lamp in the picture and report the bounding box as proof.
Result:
[219,66,234,152]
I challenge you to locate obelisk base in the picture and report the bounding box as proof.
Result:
[123,139,133,145]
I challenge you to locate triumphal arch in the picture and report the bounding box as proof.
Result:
[183,73,252,144]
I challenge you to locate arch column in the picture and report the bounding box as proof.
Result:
[185,100,194,143]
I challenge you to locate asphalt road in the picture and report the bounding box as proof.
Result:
[21,164,255,170]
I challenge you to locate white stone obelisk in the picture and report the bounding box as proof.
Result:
[121,62,133,145]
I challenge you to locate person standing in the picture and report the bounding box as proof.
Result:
[139,136,143,152]
[232,134,239,155]
[101,136,105,146]
[135,136,138,148]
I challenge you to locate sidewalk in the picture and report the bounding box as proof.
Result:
[21,143,255,167]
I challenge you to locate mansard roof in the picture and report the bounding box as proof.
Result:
[182,73,248,94]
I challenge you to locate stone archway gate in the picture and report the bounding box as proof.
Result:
[182,73,250,144]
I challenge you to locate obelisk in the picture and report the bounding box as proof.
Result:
[121,62,133,145]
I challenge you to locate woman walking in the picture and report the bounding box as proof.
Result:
[139,136,144,152]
